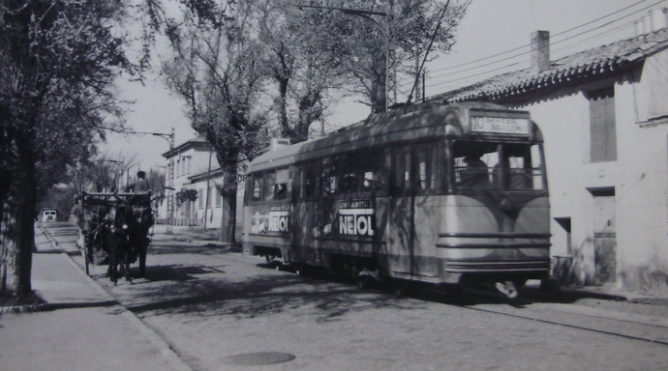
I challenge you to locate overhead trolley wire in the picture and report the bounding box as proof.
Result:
[428,0,656,75]
[424,19,638,90]
[419,0,666,90]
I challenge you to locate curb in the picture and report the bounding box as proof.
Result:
[0,303,47,314]
[36,226,196,371]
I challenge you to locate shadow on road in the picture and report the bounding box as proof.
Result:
[119,262,429,323]
[147,245,233,256]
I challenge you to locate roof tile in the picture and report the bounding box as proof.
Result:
[432,27,668,104]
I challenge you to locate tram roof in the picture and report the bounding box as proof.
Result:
[247,101,533,173]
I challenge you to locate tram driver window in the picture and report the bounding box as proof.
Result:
[454,144,497,189]
[453,141,545,191]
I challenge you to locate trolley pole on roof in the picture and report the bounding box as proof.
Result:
[296,2,396,112]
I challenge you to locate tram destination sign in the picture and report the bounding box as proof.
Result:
[471,116,530,135]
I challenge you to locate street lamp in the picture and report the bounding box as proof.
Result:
[297,3,396,112]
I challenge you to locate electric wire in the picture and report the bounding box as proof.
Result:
[419,1,666,91]
[422,19,638,91]
[428,0,660,75]
[426,1,662,82]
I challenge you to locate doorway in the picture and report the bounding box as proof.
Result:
[590,188,616,284]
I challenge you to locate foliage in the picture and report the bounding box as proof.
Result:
[0,0,156,297]
[175,188,198,207]
[162,0,269,242]
[256,0,348,143]
[298,0,469,113]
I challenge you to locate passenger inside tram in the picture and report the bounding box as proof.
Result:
[460,153,491,188]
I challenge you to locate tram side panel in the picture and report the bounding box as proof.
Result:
[293,195,390,272]
[244,202,292,260]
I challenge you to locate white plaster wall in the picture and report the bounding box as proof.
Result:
[508,61,668,289]
[513,94,585,239]
[615,70,668,289]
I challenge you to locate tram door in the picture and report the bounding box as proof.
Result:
[389,146,416,276]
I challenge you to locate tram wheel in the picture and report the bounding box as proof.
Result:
[495,281,518,299]
[393,281,410,298]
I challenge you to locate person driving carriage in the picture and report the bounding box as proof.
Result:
[125,171,149,194]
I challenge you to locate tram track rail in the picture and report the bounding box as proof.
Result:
[418,285,668,347]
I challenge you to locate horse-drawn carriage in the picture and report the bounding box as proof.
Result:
[78,192,154,284]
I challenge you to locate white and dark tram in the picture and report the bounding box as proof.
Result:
[243,101,551,298]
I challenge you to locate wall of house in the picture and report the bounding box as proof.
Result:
[515,89,593,284]
[615,53,668,292]
[512,58,668,292]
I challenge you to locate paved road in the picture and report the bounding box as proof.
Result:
[66,227,668,371]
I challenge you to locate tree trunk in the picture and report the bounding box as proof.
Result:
[10,140,37,297]
[219,170,238,243]
[277,77,290,138]
[371,55,387,114]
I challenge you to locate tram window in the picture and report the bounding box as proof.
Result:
[531,145,545,190]
[304,169,317,198]
[453,143,496,189]
[263,171,276,201]
[323,176,338,195]
[341,174,360,194]
[452,141,545,191]
[362,171,386,192]
[252,173,263,201]
[394,150,411,191]
[275,168,289,200]
[417,144,439,190]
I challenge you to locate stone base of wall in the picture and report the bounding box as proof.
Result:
[620,265,668,295]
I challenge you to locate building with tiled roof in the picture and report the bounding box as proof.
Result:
[432,27,668,107]
[429,11,668,293]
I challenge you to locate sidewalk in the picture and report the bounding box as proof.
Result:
[0,225,193,371]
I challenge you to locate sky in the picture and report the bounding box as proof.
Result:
[100,0,665,171]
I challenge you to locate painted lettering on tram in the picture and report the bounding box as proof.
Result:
[338,200,375,237]
[250,205,290,234]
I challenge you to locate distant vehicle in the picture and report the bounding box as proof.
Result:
[41,209,58,222]
[243,101,551,299]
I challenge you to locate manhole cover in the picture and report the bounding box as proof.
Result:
[222,352,296,366]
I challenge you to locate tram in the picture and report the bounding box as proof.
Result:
[243,101,551,298]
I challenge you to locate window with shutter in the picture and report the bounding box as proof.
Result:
[589,87,617,163]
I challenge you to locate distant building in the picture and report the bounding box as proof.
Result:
[161,136,245,231]
[430,10,668,292]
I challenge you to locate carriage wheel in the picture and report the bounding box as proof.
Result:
[81,231,90,276]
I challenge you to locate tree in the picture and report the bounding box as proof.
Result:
[298,0,468,114]
[175,188,198,207]
[256,0,348,143]
[162,0,268,243]
[0,0,151,298]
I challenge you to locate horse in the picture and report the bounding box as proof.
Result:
[107,195,153,284]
